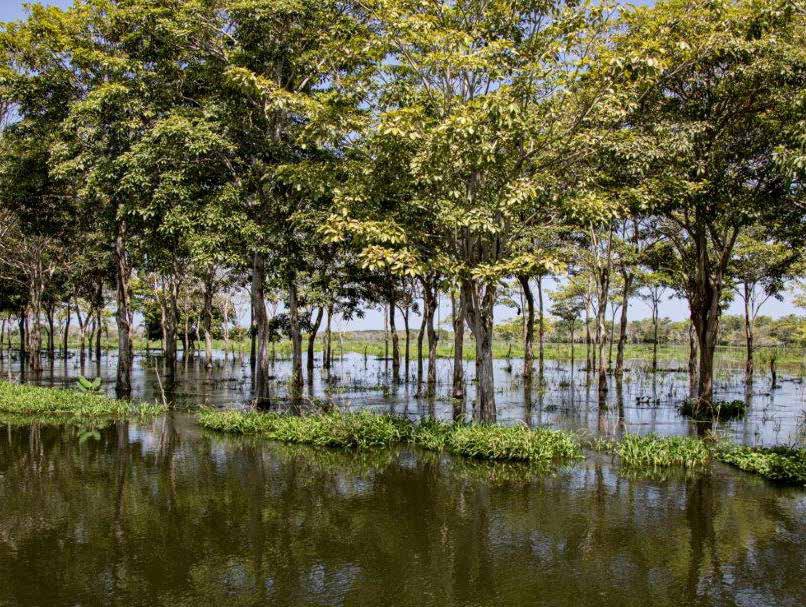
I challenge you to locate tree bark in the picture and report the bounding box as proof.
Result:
[45,303,55,359]
[401,306,410,380]
[323,303,334,370]
[416,294,427,392]
[252,252,270,403]
[307,306,324,372]
[424,281,438,395]
[288,273,303,394]
[62,301,71,357]
[389,289,400,383]
[518,275,534,378]
[615,273,631,376]
[462,279,496,422]
[537,275,545,373]
[115,220,133,398]
[451,292,464,400]
[202,266,215,369]
[743,283,753,381]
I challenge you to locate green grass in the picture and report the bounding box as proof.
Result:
[715,443,806,485]
[606,434,712,468]
[199,410,583,463]
[679,399,747,420]
[0,380,167,419]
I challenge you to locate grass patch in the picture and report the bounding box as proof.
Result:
[715,443,806,485]
[199,409,583,463]
[0,380,167,419]
[607,434,711,468]
[679,398,747,420]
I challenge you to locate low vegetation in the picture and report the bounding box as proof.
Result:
[607,434,711,469]
[680,399,748,420]
[0,380,167,419]
[716,443,806,485]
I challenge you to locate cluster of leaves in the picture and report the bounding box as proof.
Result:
[603,434,712,469]
[679,399,748,420]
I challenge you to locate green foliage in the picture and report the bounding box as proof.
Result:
[0,380,166,419]
[680,399,748,420]
[716,444,806,485]
[444,424,583,463]
[609,434,711,469]
[76,375,102,394]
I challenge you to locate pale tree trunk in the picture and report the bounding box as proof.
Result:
[743,283,754,381]
[389,289,400,384]
[45,303,55,360]
[416,292,427,393]
[518,275,534,378]
[400,306,411,380]
[94,279,103,362]
[18,312,26,361]
[451,293,464,400]
[652,303,659,372]
[462,278,496,422]
[115,220,133,397]
[28,268,45,372]
[537,275,545,373]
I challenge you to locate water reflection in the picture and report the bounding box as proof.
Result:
[0,419,803,606]
[1,349,804,446]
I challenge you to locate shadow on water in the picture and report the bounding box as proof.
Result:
[0,348,804,446]
[0,417,803,606]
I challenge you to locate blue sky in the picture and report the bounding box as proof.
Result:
[2,1,801,330]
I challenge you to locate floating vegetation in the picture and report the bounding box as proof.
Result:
[199,410,583,463]
[0,380,167,420]
[679,398,747,420]
[609,434,711,469]
[715,443,806,485]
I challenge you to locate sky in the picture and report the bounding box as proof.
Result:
[2,1,802,330]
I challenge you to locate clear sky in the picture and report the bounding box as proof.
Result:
[2,1,801,330]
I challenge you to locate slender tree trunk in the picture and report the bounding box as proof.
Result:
[0,315,5,357]
[401,307,410,380]
[652,304,659,372]
[743,284,753,381]
[323,303,333,370]
[688,322,698,394]
[416,294,427,392]
[425,286,438,396]
[616,273,631,376]
[203,267,215,369]
[62,301,71,357]
[288,274,303,393]
[163,280,179,387]
[518,275,534,378]
[114,221,133,397]
[537,275,545,373]
[252,252,270,403]
[45,304,55,359]
[570,325,575,368]
[307,306,324,373]
[389,290,400,384]
[462,279,496,422]
[451,293,464,400]
[584,306,592,372]
[18,312,26,361]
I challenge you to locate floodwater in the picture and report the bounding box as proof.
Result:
[0,350,805,605]
[1,348,804,447]
[0,416,804,606]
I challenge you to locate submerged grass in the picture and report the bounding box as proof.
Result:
[0,380,167,419]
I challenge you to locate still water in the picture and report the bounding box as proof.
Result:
[0,416,804,606]
[2,349,804,446]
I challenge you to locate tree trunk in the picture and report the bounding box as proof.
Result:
[652,305,659,372]
[307,306,324,373]
[323,303,333,370]
[451,293,464,400]
[62,301,71,357]
[115,220,133,397]
[18,312,26,361]
[288,274,303,394]
[163,280,179,387]
[537,275,545,373]
[615,273,631,376]
[425,282,438,396]
[45,304,55,359]
[401,307,410,380]
[416,294,427,392]
[203,267,215,369]
[518,275,534,378]
[389,291,400,383]
[252,252,270,403]
[743,283,753,381]
[462,279,496,422]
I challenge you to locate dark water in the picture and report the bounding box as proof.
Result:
[0,416,804,606]
[2,349,804,447]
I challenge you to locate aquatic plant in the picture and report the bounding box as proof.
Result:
[444,424,583,462]
[679,398,747,420]
[611,434,711,468]
[715,443,806,485]
[76,376,103,394]
[0,380,167,419]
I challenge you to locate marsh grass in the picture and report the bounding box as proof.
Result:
[199,410,583,463]
[0,380,167,419]
[610,434,711,468]
[715,443,806,485]
[680,398,747,420]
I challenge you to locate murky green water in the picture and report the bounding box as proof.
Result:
[1,415,804,606]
